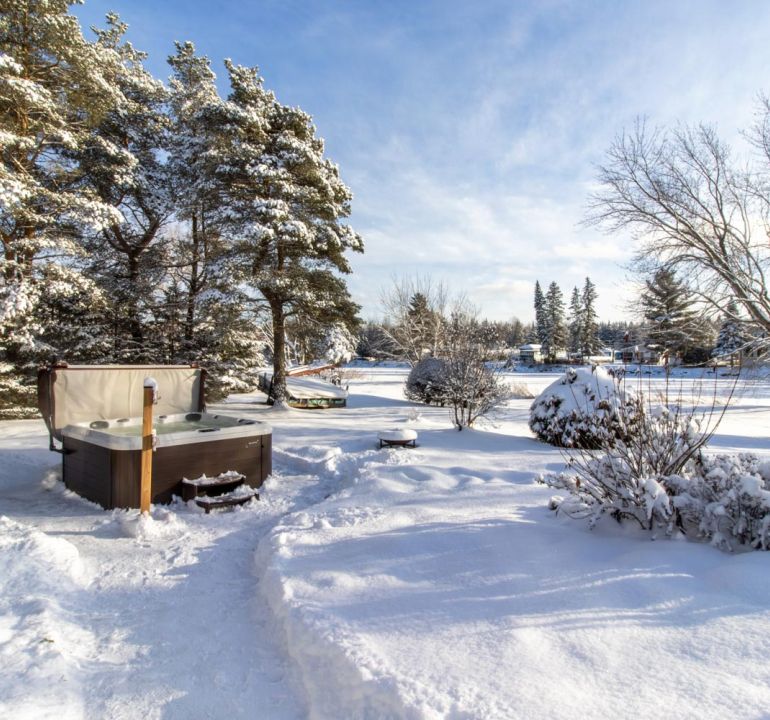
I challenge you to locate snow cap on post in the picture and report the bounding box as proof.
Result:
[144,376,159,403]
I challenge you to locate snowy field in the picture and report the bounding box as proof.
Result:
[2,365,770,719]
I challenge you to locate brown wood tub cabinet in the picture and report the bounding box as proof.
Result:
[62,412,272,509]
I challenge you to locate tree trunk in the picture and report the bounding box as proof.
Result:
[126,252,144,355]
[185,212,201,345]
[269,297,288,404]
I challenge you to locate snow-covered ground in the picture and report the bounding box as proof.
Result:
[2,365,770,719]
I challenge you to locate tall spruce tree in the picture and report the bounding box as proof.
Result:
[568,286,582,356]
[580,277,601,356]
[213,61,362,403]
[543,281,567,361]
[0,0,126,414]
[534,281,547,346]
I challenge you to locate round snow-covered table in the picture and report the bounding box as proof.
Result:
[378,428,418,449]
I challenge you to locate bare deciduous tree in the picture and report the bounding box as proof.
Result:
[586,111,770,350]
[378,275,466,365]
[441,313,509,430]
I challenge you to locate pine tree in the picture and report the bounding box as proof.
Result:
[80,14,173,362]
[580,277,601,356]
[713,301,746,367]
[534,281,547,346]
[212,61,363,403]
[543,281,567,362]
[0,0,126,414]
[166,43,269,395]
[568,287,582,356]
[167,42,227,359]
[641,269,711,361]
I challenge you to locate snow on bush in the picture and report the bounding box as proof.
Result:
[529,366,630,448]
[404,357,447,405]
[666,454,770,551]
[543,452,770,551]
[536,373,767,550]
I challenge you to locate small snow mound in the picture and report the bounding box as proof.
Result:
[41,466,62,491]
[275,445,344,475]
[268,400,295,413]
[0,516,86,590]
[118,507,184,541]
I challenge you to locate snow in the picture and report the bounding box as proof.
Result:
[263,372,349,400]
[377,428,418,442]
[2,365,770,718]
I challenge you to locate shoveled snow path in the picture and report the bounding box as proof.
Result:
[0,418,338,720]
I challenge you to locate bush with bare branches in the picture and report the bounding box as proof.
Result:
[536,374,770,551]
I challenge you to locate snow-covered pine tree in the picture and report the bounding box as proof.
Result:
[534,281,547,346]
[568,286,582,357]
[641,268,710,362]
[79,14,173,362]
[579,276,602,357]
[167,42,230,361]
[213,61,363,404]
[0,0,126,415]
[713,301,746,367]
[543,281,567,362]
[166,43,270,396]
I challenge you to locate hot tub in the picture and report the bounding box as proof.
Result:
[39,364,272,509]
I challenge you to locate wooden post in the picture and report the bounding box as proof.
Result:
[140,378,156,514]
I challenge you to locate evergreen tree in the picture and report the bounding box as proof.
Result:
[713,301,747,367]
[165,43,270,396]
[0,0,126,414]
[580,277,601,356]
[504,318,525,348]
[167,42,228,360]
[213,61,363,403]
[568,286,582,356]
[543,281,567,361]
[80,14,173,361]
[641,268,711,360]
[534,281,547,346]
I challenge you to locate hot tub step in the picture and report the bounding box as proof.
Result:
[181,471,247,502]
[195,489,259,514]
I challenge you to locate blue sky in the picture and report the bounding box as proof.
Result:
[74,0,770,322]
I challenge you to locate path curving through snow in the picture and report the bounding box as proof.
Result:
[0,418,327,720]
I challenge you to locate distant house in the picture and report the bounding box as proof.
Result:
[613,346,662,365]
[518,343,543,364]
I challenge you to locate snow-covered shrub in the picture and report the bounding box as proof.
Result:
[540,376,736,538]
[542,452,674,532]
[538,375,770,551]
[405,357,447,405]
[666,454,770,551]
[529,366,630,448]
[543,453,770,550]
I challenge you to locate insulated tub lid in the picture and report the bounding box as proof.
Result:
[38,364,205,442]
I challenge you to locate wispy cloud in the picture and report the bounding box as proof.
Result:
[75,0,770,321]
